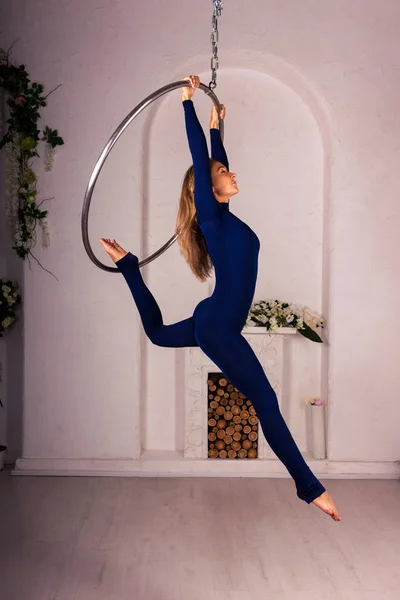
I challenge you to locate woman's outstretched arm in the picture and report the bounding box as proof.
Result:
[181,76,219,223]
[209,103,229,171]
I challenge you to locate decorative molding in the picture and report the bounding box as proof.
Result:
[12,453,400,478]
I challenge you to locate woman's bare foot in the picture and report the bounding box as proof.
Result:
[99,238,128,263]
[312,490,342,521]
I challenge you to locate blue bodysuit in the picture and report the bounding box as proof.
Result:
[116,99,326,504]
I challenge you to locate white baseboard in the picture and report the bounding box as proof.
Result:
[11,451,400,479]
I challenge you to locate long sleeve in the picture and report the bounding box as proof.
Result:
[210,127,229,171]
[182,99,219,223]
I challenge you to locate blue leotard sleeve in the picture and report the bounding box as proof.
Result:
[210,128,229,171]
[182,99,219,223]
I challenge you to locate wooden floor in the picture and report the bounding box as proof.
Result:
[1,469,399,600]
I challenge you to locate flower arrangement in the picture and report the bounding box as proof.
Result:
[305,397,325,406]
[244,299,324,343]
[0,45,64,268]
[0,278,21,337]
[0,278,21,416]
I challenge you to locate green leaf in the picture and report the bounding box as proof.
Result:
[1,48,63,261]
[297,322,323,343]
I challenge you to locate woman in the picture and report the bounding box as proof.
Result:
[100,75,341,522]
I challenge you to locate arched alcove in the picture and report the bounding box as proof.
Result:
[140,54,332,457]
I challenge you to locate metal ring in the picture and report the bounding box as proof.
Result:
[82,81,224,272]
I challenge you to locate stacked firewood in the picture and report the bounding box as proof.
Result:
[207,373,259,459]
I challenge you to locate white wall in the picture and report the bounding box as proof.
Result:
[1,0,399,465]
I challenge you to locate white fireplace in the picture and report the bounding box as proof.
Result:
[184,327,297,461]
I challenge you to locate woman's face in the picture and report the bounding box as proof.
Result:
[211,161,239,201]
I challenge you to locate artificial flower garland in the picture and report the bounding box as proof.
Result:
[0,46,64,263]
[0,277,21,415]
[0,277,21,338]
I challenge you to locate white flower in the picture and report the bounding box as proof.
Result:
[44,144,56,172]
[2,317,13,328]
[247,299,324,339]
[5,139,21,238]
[40,218,51,248]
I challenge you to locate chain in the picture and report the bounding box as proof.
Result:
[209,0,222,90]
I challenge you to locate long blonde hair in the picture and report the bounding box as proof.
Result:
[175,162,215,282]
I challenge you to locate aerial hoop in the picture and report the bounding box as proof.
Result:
[81,81,224,272]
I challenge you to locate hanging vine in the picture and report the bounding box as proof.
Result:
[0,44,64,277]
